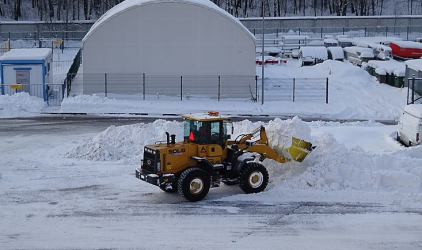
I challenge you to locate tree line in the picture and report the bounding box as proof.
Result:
[0,0,421,21]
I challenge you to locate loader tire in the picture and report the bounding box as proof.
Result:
[238,162,269,194]
[178,168,210,202]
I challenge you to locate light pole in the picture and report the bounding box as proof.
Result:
[261,0,265,105]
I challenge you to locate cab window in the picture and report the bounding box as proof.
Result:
[184,119,206,144]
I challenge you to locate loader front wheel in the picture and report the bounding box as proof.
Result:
[239,162,269,194]
[178,168,210,202]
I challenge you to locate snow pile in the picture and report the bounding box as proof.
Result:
[65,120,183,162]
[61,94,122,113]
[315,60,406,119]
[0,92,45,118]
[65,116,422,194]
[270,133,422,193]
[229,117,312,149]
[65,117,310,162]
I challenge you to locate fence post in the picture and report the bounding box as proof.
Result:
[218,75,221,101]
[342,27,345,35]
[364,27,367,37]
[412,75,415,104]
[320,27,323,38]
[385,26,388,37]
[326,77,329,104]
[66,73,70,97]
[105,72,107,97]
[292,78,296,102]
[255,75,258,102]
[407,26,409,41]
[143,73,146,100]
[298,27,301,36]
[180,76,183,101]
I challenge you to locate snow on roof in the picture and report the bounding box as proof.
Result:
[338,37,353,43]
[324,39,338,44]
[405,59,422,72]
[0,48,51,61]
[344,46,374,58]
[368,59,405,75]
[300,46,328,59]
[327,47,344,60]
[336,35,349,39]
[404,104,422,118]
[391,41,422,49]
[352,36,403,45]
[83,0,253,42]
[256,46,282,54]
[307,40,324,46]
[182,112,231,121]
[281,35,311,40]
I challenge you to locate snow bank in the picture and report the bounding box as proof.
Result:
[0,92,45,118]
[65,117,422,195]
[268,133,422,193]
[231,117,312,148]
[65,117,311,163]
[65,120,183,162]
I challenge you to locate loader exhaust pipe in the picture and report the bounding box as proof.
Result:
[171,134,176,144]
[165,132,170,145]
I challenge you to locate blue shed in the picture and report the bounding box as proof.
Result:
[0,48,53,101]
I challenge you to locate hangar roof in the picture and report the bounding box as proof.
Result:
[83,0,254,43]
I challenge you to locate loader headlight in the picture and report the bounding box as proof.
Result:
[157,162,161,172]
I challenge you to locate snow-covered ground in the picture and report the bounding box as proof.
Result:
[1,53,422,249]
[1,116,422,249]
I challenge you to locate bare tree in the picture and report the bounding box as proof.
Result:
[13,0,21,20]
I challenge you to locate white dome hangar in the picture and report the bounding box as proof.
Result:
[82,0,256,97]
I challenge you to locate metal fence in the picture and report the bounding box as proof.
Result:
[0,22,94,41]
[66,73,329,103]
[74,73,257,101]
[261,77,329,103]
[1,84,65,106]
[253,25,422,42]
[53,60,73,72]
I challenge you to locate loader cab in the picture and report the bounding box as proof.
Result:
[183,112,230,147]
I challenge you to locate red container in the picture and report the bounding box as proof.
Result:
[390,41,422,59]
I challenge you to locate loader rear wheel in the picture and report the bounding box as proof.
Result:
[178,168,210,202]
[239,162,269,194]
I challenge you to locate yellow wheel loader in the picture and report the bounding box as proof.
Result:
[135,111,313,202]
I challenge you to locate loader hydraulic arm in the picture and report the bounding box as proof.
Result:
[233,126,287,163]
[232,125,313,163]
[234,126,269,145]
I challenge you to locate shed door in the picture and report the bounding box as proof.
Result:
[16,69,31,93]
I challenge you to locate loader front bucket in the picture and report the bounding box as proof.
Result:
[286,137,313,162]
